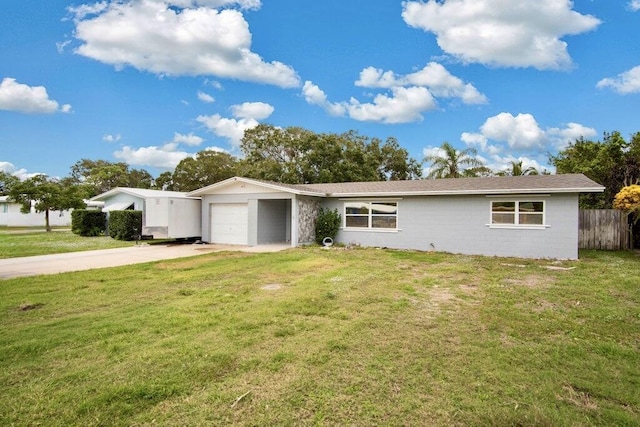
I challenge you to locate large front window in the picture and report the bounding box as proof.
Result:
[491,201,544,225]
[344,201,398,229]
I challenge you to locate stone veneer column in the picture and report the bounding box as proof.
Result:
[297,198,321,244]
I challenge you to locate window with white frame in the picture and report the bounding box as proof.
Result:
[491,200,544,226]
[344,201,398,229]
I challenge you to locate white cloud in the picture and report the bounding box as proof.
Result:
[114,143,193,169]
[346,86,437,124]
[230,101,274,120]
[66,1,108,20]
[302,81,436,123]
[356,67,398,89]
[480,112,546,149]
[303,62,485,124]
[203,79,224,90]
[461,132,501,155]
[301,81,347,116]
[169,0,261,10]
[56,40,72,54]
[0,161,40,180]
[0,78,72,114]
[196,101,274,146]
[70,1,300,88]
[196,115,259,146]
[596,65,640,94]
[203,146,228,153]
[197,91,215,103]
[546,122,598,150]
[402,0,600,70]
[459,112,597,169]
[303,81,437,124]
[172,132,204,146]
[355,63,487,104]
[102,133,121,143]
[629,1,640,12]
[110,130,208,169]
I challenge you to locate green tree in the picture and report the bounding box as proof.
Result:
[550,131,640,208]
[0,171,20,195]
[127,168,154,189]
[424,142,488,179]
[69,159,153,196]
[495,160,539,176]
[239,125,421,184]
[8,175,86,231]
[153,171,175,191]
[239,125,313,183]
[172,150,239,192]
[379,137,423,180]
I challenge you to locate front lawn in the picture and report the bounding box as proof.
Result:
[0,230,133,258]
[0,248,638,425]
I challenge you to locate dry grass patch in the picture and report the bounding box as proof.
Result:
[503,274,556,288]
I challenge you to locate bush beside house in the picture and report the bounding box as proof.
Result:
[71,210,107,236]
[315,208,341,245]
[108,210,142,241]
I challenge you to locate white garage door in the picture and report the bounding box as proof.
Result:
[211,203,248,245]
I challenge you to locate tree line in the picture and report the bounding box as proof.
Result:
[2,126,639,231]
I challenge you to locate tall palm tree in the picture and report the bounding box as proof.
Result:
[496,160,539,176]
[424,142,488,179]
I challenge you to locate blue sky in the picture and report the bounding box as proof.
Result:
[1,0,639,180]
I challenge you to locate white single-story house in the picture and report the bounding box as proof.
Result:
[0,196,102,227]
[90,188,201,239]
[187,174,604,259]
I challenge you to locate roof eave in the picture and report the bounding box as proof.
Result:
[187,176,326,197]
[327,187,605,198]
[90,187,124,201]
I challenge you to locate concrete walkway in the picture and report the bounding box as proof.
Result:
[0,243,290,279]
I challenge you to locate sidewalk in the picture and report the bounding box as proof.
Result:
[0,243,289,279]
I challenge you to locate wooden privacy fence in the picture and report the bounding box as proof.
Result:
[579,209,630,250]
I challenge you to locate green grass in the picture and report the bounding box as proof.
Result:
[0,248,638,426]
[0,230,133,258]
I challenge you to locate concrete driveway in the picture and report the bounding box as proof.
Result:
[0,243,290,279]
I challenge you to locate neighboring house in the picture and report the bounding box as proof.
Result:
[0,196,102,227]
[187,174,604,259]
[90,188,201,239]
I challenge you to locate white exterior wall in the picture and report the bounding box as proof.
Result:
[0,201,72,227]
[145,197,169,228]
[321,193,580,259]
[166,198,201,239]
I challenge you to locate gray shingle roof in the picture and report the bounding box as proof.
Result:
[188,174,604,198]
[292,174,604,196]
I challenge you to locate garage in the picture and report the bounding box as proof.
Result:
[210,203,248,245]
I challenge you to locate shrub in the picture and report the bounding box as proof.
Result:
[315,208,341,245]
[71,209,107,237]
[108,210,142,241]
